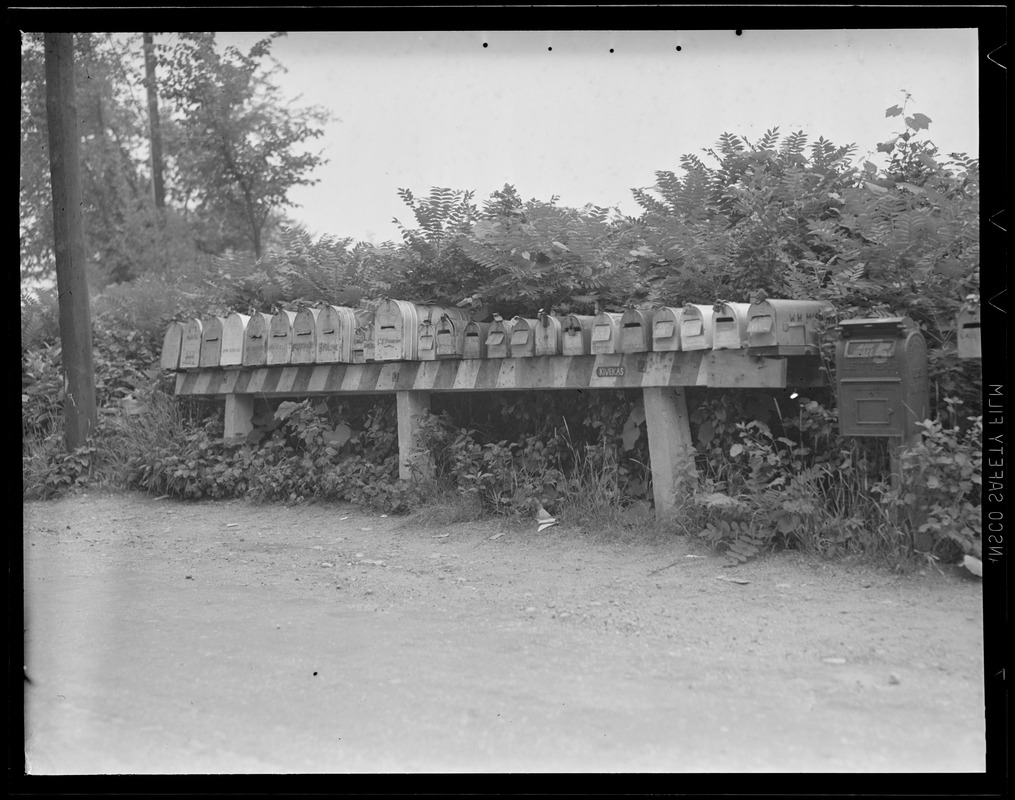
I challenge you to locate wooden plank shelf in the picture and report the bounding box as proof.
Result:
[174,351,826,397]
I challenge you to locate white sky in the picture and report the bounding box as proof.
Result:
[209,29,980,245]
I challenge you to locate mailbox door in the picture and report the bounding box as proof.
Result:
[242,313,271,367]
[418,320,438,361]
[179,319,203,370]
[435,317,464,359]
[509,318,537,358]
[267,310,297,365]
[486,319,514,358]
[534,315,562,357]
[838,381,905,437]
[220,313,250,367]
[651,308,680,352]
[679,306,713,351]
[374,300,416,361]
[562,315,593,356]
[290,308,320,364]
[199,317,225,368]
[161,322,184,370]
[712,303,750,350]
[619,309,654,353]
[463,322,489,359]
[591,313,621,355]
[316,306,348,363]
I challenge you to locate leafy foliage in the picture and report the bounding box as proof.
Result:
[20,32,328,286]
[155,33,330,258]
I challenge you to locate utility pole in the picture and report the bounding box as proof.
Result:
[45,32,97,449]
[143,32,166,210]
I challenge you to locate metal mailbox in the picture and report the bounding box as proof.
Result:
[746,299,834,356]
[534,311,563,357]
[242,312,273,367]
[835,317,929,439]
[435,313,467,359]
[266,310,297,365]
[220,312,251,367]
[485,315,515,358]
[561,314,595,356]
[315,305,360,363]
[618,308,655,353]
[178,318,203,370]
[417,318,439,361]
[374,300,468,361]
[290,307,321,364]
[509,317,539,358]
[161,322,184,370]
[463,321,490,359]
[956,306,981,359]
[199,316,226,368]
[650,307,682,352]
[679,304,715,351]
[352,310,375,363]
[711,302,752,350]
[591,312,623,355]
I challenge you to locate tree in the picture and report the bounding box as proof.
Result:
[44,32,97,448]
[21,32,199,286]
[155,32,330,258]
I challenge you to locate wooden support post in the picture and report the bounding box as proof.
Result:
[643,386,697,520]
[396,390,432,482]
[224,394,254,440]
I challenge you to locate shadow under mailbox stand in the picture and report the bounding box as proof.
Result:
[174,350,828,522]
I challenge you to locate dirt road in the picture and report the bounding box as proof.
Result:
[21,492,986,774]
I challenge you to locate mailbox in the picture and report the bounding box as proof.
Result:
[220,312,251,367]
[435,313,467,359]
[463,321,491,359]
[956,306,981,359]
[534,311,563,357]
[242,312,273,367]
[650,307,682,352]
[316,305,359,363]
[711,302,752,350]
[374,300,468,361]
[199,316,226,368]
[509,316,539,358]
[290,307,321,364]
[352,310,376,363]
[485,315,515,358]
[561,315,595,356]
[618,308,655,353]
[178,318,203,370]
[746,299,834,356]
[836,317,929,439]
[266,310,297,365]
[591,312,623,355]
[678,304,715,351]
[417,318,439,361]
[161,322,184,371]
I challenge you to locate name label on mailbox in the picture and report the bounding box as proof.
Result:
[596,366,625,378]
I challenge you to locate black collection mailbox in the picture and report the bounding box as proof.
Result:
[835,317,929,439]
